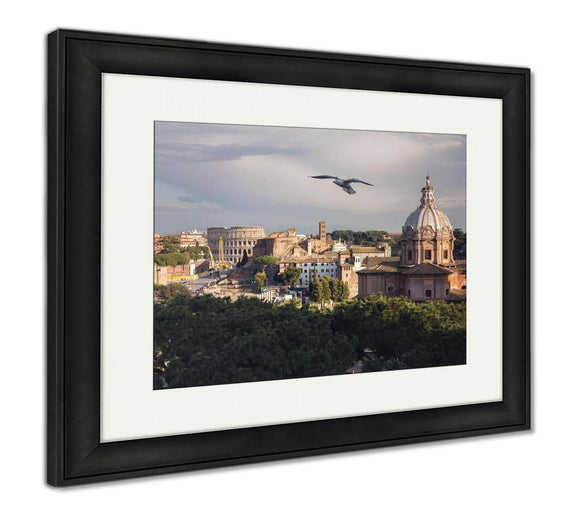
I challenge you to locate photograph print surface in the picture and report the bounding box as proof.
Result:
[153,121,467,390]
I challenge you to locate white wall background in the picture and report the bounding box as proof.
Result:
[0,1,575,507]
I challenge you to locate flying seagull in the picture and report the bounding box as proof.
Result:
[308,175,374,195]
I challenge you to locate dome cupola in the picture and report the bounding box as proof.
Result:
[400,176,455,267]
[404,175,453,233]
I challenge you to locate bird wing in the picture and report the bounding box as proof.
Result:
[308,175,339,180]
[342,184,356,195]
[344,178,374,186]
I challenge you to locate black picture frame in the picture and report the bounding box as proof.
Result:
[47,29,530,486]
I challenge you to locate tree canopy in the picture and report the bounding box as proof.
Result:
[158,235,180,253]
[453,228,466,259]
[277,266,302,287]
[331,230,394,246]
[154,252,191,267]
[253,255,277,267]
[154,295,355,389]
[154,292,466,389]
[179,245,208,261]
[154,283,192,302]
[254,271,267,291]
[310,276,349,305]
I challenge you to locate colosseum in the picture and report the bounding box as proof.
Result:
[206,226,266,264]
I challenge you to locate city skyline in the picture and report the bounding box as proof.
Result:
[155,122,466,235]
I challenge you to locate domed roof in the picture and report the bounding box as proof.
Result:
[403,176,453,232]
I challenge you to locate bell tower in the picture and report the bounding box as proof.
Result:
[319,221,327,244]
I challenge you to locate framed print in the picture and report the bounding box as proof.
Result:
[47,29,530,486]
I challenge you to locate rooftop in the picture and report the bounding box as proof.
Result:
[351,246,387,253]
[400,263,454,275]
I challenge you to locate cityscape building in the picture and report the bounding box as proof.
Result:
[357,176,466,301]
[179,229,207,247]
[207,226,266,265]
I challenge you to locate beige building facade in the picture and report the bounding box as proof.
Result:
[358,177,466,302]
[399,175,455,267]
[179,230,207,247]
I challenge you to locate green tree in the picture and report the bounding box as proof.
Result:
[159,235,181,253]
[330,230,393,246]
[332,280,349,302]
[155,252,190,267]
[277,266,301,287]
[180,245,208,261]
[341,281,350,301]
[154,292,466,390]
[254,271,267,291]
[310,279,322,303]
[453,228,466,259]
[155,295,356,388]
[320,278,331,304]
[313,277,332,306]
[154,283,192,302]
[237,249,249,267]
[331,294,466,371]
[253,255,277,268]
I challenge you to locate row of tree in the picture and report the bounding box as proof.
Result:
[154,292,466,389]
[155,235,209,267]
[154,252,191,267]
[277,267,302,287]
[331,230,395,246]
[310,276,349,304]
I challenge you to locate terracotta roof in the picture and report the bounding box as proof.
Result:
[400,263,453,275]
[351,246,385,253]
[279,256,338,264]
[365,256,400,267]
[357,264,399,274]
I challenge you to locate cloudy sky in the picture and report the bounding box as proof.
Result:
[155,122,466,235]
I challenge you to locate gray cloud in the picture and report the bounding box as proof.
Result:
[156,141,299,165]
[154,122,466,235]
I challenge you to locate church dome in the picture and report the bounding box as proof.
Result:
[403,176,453,233]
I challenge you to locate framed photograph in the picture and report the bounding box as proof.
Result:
[47,29,530,486]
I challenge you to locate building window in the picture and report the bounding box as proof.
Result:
[407,290,411,297]
[443,249,449,259]
[425,289,432,297]
[407,250,413,260]
[446,288,450,296]
[387,286,394,292]
[425,249,432,260]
